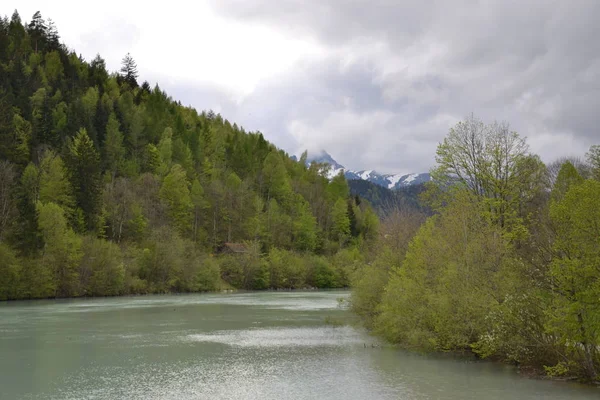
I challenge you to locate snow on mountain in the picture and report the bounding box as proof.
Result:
[302,150,431,189]
[386,174,404,189]
[403,173,418,184]
[326,167,345,180]
[388,172,431,189]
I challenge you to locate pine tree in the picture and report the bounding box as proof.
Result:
[90,54,108,87]
[39,151,75,216]
[45,18,60,50]
[67,128,102,231]
[0,91,16,162]
[120,53,139,88]
[27,11,47,53]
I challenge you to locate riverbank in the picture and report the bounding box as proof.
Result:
[1,241,364,301]
[0,285,352,302]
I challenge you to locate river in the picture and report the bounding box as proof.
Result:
[0,291,597,399]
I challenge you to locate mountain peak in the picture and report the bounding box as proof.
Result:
[298,149,430,189]
[305,150,345,171]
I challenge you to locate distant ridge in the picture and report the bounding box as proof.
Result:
[301,150,431,190]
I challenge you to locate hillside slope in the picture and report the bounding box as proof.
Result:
[0,11,378,299]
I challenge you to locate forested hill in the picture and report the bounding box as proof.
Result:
[347,179,428,216]
[0,11,379,299]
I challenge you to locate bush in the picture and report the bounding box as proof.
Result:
[307,255,339,288]
[0,243,23,300]
[219,242,266,290]
[267,248,308,289]
[138,228,185,293]
[331,247,363,287]
[79,236,125,296]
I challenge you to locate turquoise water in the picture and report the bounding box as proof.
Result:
[0,291,598,399]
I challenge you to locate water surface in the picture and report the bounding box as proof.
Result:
[0,291,597,399]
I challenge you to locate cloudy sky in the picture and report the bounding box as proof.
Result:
[7,1,600,174]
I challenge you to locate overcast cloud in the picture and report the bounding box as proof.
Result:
[6,1,600,174]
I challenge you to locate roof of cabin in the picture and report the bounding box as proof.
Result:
[222,242,249,253]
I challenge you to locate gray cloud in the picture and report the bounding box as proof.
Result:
[16,1,597,174]
[206,0,600,173]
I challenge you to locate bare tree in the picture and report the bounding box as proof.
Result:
[378,204,427,267]
[432,115,545,227]
[103,178,134,243]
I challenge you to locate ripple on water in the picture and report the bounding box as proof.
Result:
[185,326,364,348]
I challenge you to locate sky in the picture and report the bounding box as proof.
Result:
[6,1,600,174]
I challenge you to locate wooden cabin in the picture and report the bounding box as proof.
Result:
[218,242,249,255]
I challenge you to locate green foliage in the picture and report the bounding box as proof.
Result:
[431,116,541,232]
[180,255,221,292]
[307,255,339,288]
[160,164,193,236]
[39,151,74,215]
[350,249,396,329]
[67,128,102,231]
[157,127,173,175]
[44,50,63,83]
[104,112,125,179]
[376,192,510,350]
[262,151,292,203]
[0,242,22,300]
[586,145,600,181]
[37,201,83,297]
[331,198,350,244]
[0,161,18,240]
[551,161,584,202]
[138,228,184,292]
[349,115,600,382]
[266,248,308,289]
[143,143,161,173]
[548,179,600,380]
[292,197,317,252]
[0,11,375,303]
[11,113,31,165]
[79,236,125,296]
[219,243,267,289]
[328,172,349,200]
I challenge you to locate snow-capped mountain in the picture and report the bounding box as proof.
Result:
[303,150,431,189]
[304,151,345,177]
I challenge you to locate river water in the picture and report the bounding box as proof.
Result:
[0,291,597,399]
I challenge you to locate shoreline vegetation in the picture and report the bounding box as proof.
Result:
[350,117,600,383]
[1,10,599,384]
